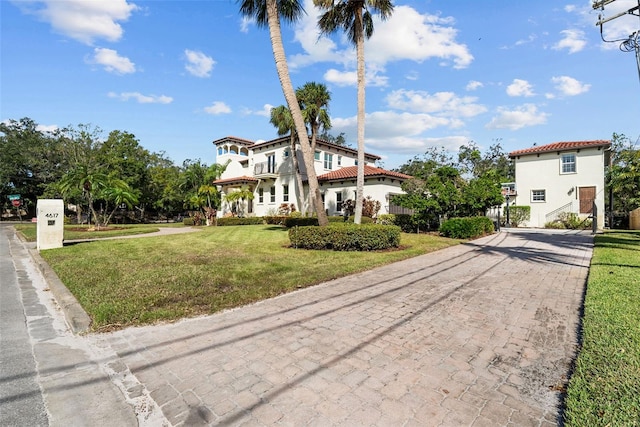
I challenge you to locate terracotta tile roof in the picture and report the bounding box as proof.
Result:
[317,165,412,181]
[212,176,258,185]
[509,140,610,157]
[212,136,256,146]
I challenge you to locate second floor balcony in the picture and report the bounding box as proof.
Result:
[254,161,278,178]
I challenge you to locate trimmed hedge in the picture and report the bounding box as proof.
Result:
[217,217,264,226]
[263,215,288,225]
[288,224,401,251]
[439,217,494,239]
[284,217,320,228]
[327,215,375,224]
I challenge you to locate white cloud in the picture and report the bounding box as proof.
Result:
[486,104,549,130]
[331,111,453,143]
[552,29,587,54]
[551,75,591,96]
[184,50,215,78]
[323,68,388,87]
[16,0,138,45]
[289,1,472,76]
[386,89,487,118]
[108,92,173,104]
[90,48,135,74]
[36,124,59,133]
[242,104,274,117]
[506,79,535,97]
[239,16,252,33]
[204,101,232,115]
[466,80,484,91]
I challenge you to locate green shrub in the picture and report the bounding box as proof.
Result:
[284,217,319,228]
[439,217,494,239]
[288,224,401,251]
[264,215,288,225]
[327,215,374,224]
[558,212,592,229]
[507,205,531,227]
[183,217,195,226]
[544,221,566,229]
[377,214,396,226]
[217,217,264,226]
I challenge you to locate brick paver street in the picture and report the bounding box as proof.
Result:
[97,228,592,426]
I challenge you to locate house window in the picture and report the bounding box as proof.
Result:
[324,153,333,169]
[336,192,343,212]
[218,147,223,155]
[267,154,276,174]
[337,155,342,166]
[258,188,264,203]
[531,189,546,202]
[561,154,576,174]
[283,149,289,158]
[283,185,289,202]
[314,150,321,161]
[270,186,276,203]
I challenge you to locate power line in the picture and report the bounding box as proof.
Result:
[593,0,640,86]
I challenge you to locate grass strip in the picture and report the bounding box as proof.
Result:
[37,225,461,331]
[564,230,640,426]
[14,223,179,241]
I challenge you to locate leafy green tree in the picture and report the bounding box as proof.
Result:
[98,178,139,226]
[270,105,306,213]
[0,118,65,215]
[59,164,109,227]
[238,0,328,226]
[608,133,640,214]
[180,159,228,225]
[224,186,255,217]
[146,152,183,220]
[315,0,394,224]
[296,81,332,214]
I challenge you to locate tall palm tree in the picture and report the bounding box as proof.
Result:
[315,0,394,224]
[59,164,109,228]
[238,0,329,226]
[297,82,332,214]
[270,105,306,213]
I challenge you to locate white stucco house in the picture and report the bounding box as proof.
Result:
[212,136,412,218]
[508,140,611,228]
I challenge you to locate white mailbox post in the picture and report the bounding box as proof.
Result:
[37,199,64,250]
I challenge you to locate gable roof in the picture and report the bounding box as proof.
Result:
[317,165,412,182]
[509,140,610,158]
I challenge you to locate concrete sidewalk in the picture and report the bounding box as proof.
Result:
[2,226,593,426]
[99,228,592,426]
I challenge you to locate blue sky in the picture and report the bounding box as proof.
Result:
[2,0,639,170]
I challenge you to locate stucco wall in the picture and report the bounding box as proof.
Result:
[513,147,606,228]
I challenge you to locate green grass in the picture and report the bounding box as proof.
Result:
[35,225,461,331]
[14,223,183,241]
[564,230,640,426]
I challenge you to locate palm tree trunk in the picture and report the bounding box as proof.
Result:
[266,0,328,226]
[354,6,366,225]
[290,133,306,214]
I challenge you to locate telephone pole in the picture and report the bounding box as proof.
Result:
[593,0,640,86]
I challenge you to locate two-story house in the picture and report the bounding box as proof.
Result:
[508,140,611,228]
[212,136,412,218]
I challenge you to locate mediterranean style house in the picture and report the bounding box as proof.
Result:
[212,136,412,218]
[508,140,611,228]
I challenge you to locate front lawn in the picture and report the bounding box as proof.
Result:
[37,225,461,331]
[14,223,180,241]
[564,230,640,425]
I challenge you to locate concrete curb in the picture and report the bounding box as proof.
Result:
[27,247,92,335]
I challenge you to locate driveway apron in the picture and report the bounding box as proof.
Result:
[100,228,593,426]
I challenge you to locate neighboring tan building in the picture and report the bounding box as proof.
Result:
[508,140,611,228]
[212,136,412,218]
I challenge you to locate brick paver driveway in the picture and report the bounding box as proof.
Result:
[102,228,592,426]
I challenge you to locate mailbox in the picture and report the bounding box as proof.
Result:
[37,199,64,250]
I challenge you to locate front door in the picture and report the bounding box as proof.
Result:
[579,186,596,214]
